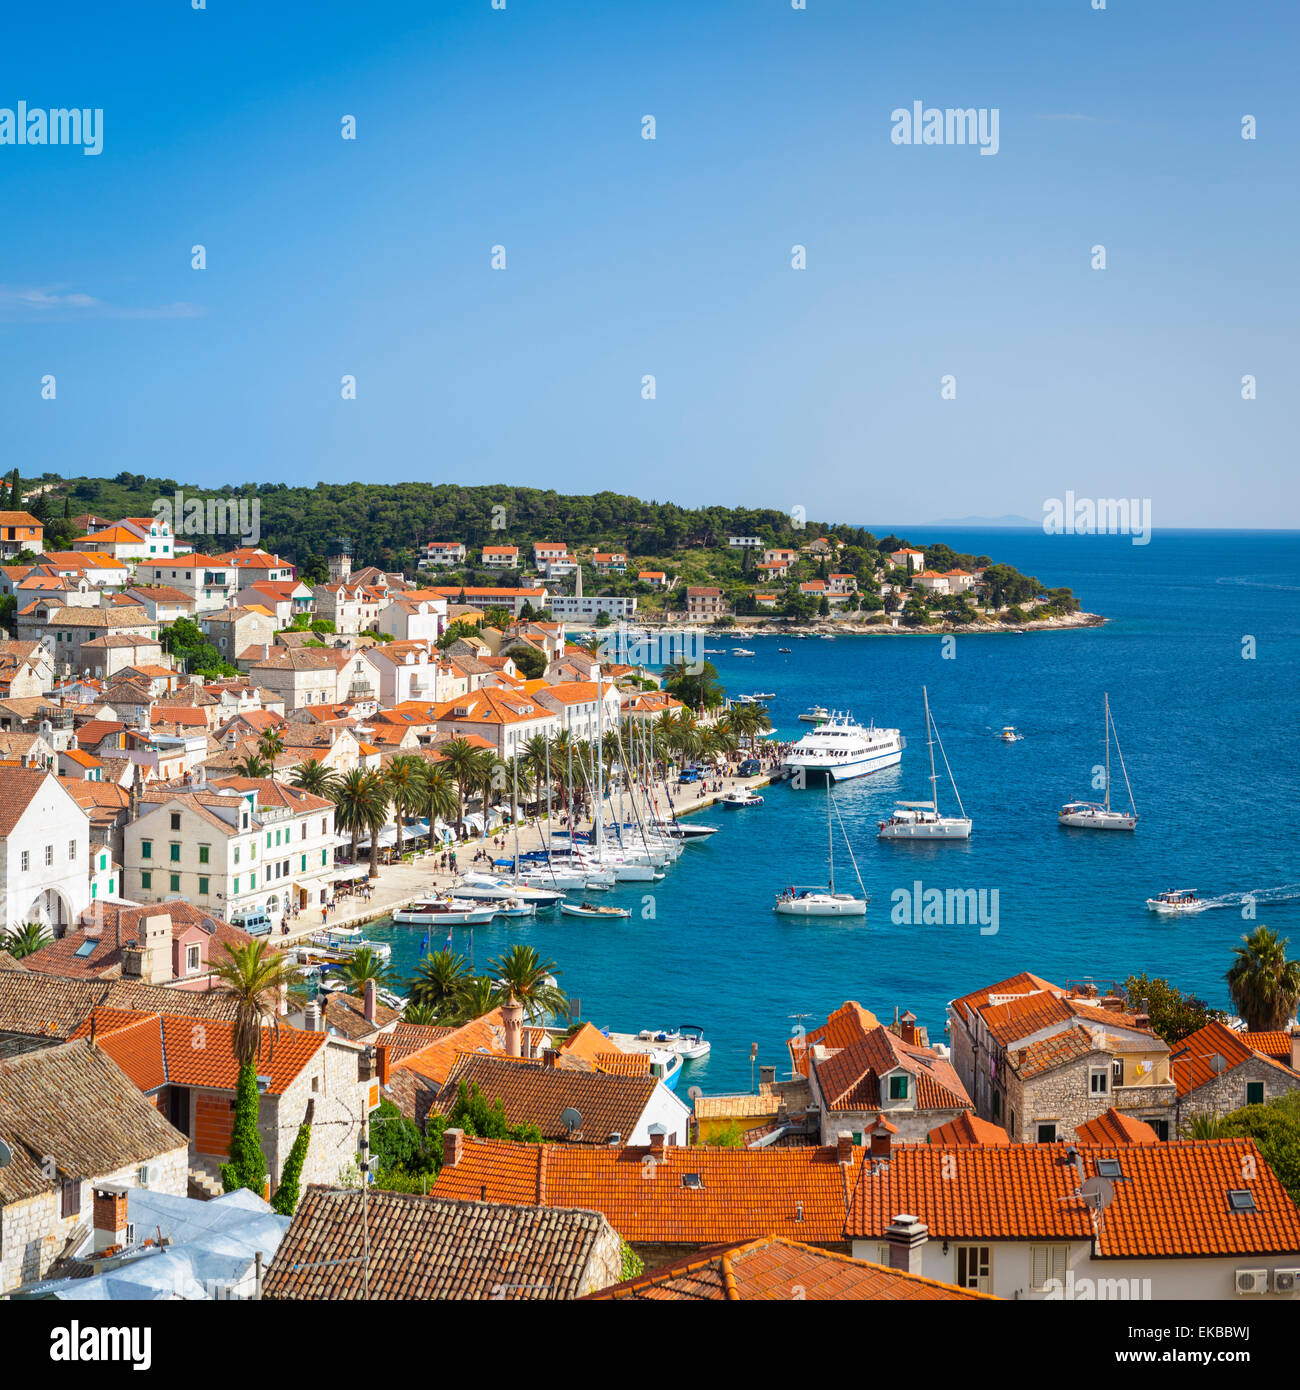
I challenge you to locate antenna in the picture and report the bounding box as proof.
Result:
[560,1106,583,1135]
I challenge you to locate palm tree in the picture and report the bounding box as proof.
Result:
[1226,925,1300,1031]
[384,754,426,856]
[337,946,391,991]
[402,1002,438,1025]
[257,730,285,762]
[453,974,497,1023]
[491,943,569,1022]
[1181,1113,1229,1140]
[210,939,303,1067]
[418,764,458,842]
[4,921,51,959]
[438,737,486,834]
[332,768,386,866]
[234,754,273,779]
[363,774,391,879]
[520,733,554,816]
[407,949,470,1015]
[290,760,336,797]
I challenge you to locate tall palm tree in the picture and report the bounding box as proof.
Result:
[1226,925,1300,1031]
[290,760,336,797]
[4,921,51,960]
[418,764,458,843]
[332,768,386,865]
[383,753,426,856]
[402,1002,438,1025]
[234,754,273,779]
[454,974,497,1023]
[337,946,391,991]
[491,943,569,1022]
[211,939,302,1067]
[438,737,486,834]
[363,774,391,879]
[407,949,470,1015]
[520,733,554,815]
[257,730,285,762]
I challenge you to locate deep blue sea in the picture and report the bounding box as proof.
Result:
[367,529,1300,1094]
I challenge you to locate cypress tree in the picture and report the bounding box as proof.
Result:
[220,1061,268,1197]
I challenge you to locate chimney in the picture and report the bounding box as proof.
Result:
[303,1000,322,1032]
[647,1123,667,1155]
[1134,996,1151,1032]
[363,978,377,1025]
[140,913,173,984]
[376,1043,390,1087]
[92,1186,129,1254]
[1291,1024,1300,1074]
[443,1127,465,1168]
[869,1118,896,1161]
[542,1048,558,1069]
[900,1011,918,1046]
[759,1064,776,1089]
[884,1213,928,1275]
[501,994,523,1058]
[836,1130,855,1165]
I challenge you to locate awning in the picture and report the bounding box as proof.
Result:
[330,866,370,882]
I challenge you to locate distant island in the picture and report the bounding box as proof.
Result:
[8,472,1097,633]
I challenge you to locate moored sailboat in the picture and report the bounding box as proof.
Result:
[878,688,972,840]
[1059,692,1138,830]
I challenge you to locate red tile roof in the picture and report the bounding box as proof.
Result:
[1074,1108,1160,1145]
[927,1112,1011,1146]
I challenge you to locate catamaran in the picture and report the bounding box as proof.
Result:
[1146,888,1208,915]
[782,711,903,782]
[878,688,971,840]
[774,780,868,916]
[1059,692,1138,830]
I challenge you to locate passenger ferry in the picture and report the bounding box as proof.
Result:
[1146,888,1209,915]
[782,711,903,782]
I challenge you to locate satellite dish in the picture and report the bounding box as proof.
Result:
[1209,1053,1227,1076]
[1077,1176,1115,1212]
[0,1138,11,1168]
[560,1107,583,1134]
[687,1085,703,1101]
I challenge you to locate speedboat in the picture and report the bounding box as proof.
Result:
[1000,726,1023,742]
[559,901,632,919]
[774,885,868,917]
[452,895,536,918]
[778,647,792,653]
[321,927,392,960]
[783,711,903,782]
[798,705,830,723]
[1147,888,1208,915]
[721,789,763,808]
[391,898,497,926]
[637,1026,710,1061]
[651,817,719,839]
[458,872,565,906]
[732,647,756,657]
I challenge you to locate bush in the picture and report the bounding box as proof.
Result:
[271,1122,311,1215]
[221,1063,268,1197]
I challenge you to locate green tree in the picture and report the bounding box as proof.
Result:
[337,946,392,990]
[221,1062,268,1196]
[491,943,568,1021]
[1114,973,1226,1046]
[332,768,388,866]
[1226,926,1300,1032]
[4,921,52,959]
[408,949,470,1015]
[290,760,337,797]
[383,753,426,856]
[271,1121,311,1215]
[507,643,548,680]
[1217,1092,1300,1207]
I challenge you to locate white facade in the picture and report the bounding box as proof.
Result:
[0,771,92,932]
[543,594,638,619]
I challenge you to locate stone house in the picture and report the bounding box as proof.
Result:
[0,1039,189,1293]
[1171,1020,1300,1128]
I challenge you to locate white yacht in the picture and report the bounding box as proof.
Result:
[798,705,830,723]
[1059,693,1138,830]
[782,711,903,782]
[775,779,868,916]
[732,647,756,658]
[1147,888,1208,915]
[457,872,565,906]
[391,898,497,926]
[878,688,972,840]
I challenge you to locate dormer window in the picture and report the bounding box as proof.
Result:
[888,1073,909,1101]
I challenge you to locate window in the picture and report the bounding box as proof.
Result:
[1228,1189,1257,1213]
[1036,1123,1057,1144]
[44,844,53,867]
[198,876,209,896]
[234,846,240,865]
[233,877,240,894]
[1029,1245,1067,1292]
[199,845,210,865]
[888,1073,909,1101]
[1112,1058,1124,1086]
[170,843,180,862]
[1096,1158,1125,1180]
[68,840,77,860]
[142,840,152,860]
[1090,1069,1109,1095]
[301,854,307,872]
[141,871,152,889]
[170,874,180,892]
[170,813,181,830]
[186,944,200,973]
[266,832,272,849]
[61,1179,81,1219]
[321,849,327,866]
[1247,1082,1265,1106]
[992,1090,1001,1118]
[250,873,256,889]
[20,850,28,872]
[955,1246,991,1292]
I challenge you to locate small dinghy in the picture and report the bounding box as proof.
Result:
[560,901,632,919]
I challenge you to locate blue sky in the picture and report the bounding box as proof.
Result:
[1,0,1296,526]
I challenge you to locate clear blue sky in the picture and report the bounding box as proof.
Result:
[2,0,1296,526]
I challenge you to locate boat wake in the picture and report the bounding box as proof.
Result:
[1215,576,1300,593]
[1194,884,1300,911]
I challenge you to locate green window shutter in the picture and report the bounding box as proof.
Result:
[169,874,180,892]
[1247,1082,1265,1105]
[141,871,151,889]
[199,877,209,895]
[142,841,152,859]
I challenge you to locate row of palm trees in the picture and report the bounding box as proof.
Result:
[220,707,774,872]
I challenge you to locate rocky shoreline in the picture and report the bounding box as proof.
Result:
[569,611,1106,640]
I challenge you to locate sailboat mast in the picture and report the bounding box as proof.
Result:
[826,778,835,895]
[924,686,939,812]
[594,666,604,855]
[1104,692,1112,812]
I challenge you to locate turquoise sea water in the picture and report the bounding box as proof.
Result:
[365,529,1300,1095]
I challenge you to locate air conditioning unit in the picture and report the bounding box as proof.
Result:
[1272,1268,1300,1294]
[1235,1268,1268,1295]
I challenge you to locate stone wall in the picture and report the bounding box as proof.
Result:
[1006,1052,1175,1143]
[1177,1056,1300,1129]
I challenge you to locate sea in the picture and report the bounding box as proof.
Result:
[364,528,1300,1096]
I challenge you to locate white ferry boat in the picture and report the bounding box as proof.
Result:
[782,711,903,782]
[1146,888,1208,915]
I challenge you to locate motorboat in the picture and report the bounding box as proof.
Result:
[721,789,763,808]
[878,688,972,840]
[783,711,903,782]
[1000,726,1023,742]
[798,705,830,723]
[1147,888,1209,915]
[732,647,756,657]
[636,1026,710,1061]
[651,817,719,839]
[1059,693,1138,831]
[452,895,537,918]
[559,901,632,919]
[391,898,497,926]
[319,927,392,960]
[457,872,565,906]
[778,647,792,653]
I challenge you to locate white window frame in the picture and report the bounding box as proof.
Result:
[955,1244,992,1292]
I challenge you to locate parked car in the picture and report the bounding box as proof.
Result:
[738,758,761,777]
